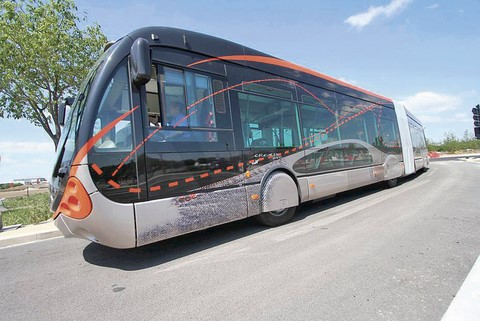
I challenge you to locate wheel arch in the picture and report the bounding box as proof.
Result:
[259,166,300,213]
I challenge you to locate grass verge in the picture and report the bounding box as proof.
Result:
[1,192,51,226]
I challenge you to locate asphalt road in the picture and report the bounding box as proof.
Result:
[1,160,479,321]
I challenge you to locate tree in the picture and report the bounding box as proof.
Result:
[0,0,107,149]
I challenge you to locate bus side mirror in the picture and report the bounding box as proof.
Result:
[58,97,74,126]
[130,38,151,86]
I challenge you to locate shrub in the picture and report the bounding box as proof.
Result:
[1,193,51,226]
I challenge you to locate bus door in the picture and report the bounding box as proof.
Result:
[134,64,247,246]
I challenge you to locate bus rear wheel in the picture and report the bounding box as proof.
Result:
[385,178,398,188]
[255,206,297,227]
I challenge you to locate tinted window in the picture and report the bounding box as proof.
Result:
[92,63,133,151]
[409,120,426,158]
[145,64,233,151]
[238,92,301,148]
[295,143,374,173]
[299,88,339,146]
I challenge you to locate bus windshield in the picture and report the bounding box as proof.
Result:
[53,57,104,175]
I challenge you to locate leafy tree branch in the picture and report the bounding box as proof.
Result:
[0,0,107,148]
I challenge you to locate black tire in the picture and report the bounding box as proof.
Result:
[385,178,398,188]
[255,206,297,227]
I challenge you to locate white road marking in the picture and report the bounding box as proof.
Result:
[442,255,480,321]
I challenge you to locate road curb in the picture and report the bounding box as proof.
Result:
[0,221,62,248]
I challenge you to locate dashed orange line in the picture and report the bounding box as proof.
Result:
[108,180,120,189]
[91,164,103,175]
[129,188,141,193]
[93,78,382,194]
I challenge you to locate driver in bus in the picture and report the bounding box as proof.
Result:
[164,101,191,141]
[167,101,187,127]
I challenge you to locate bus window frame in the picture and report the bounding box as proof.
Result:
[144,61,234,152]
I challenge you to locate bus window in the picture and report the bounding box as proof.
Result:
[160,67,218,130]
[238,92,301,148]
[376,108,401,152]
[186,72,214,126]
[146,65,231,144]
[299,86,339,146]
[146,65,160,126]
[337,95,367,141]
[93,62,133,151]
[300,104,338,146]
[162,67,188,127]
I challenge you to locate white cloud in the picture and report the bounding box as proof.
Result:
[0,141,55,182]
[417,115,443,123]
[0,141,54,154]
[398,91,461,114]
[426,4,439,10]
[452,113,471,123]
[345,0,413,30]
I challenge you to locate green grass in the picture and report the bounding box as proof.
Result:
[1,193,51,226]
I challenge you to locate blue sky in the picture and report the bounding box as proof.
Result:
[1,0,479,183]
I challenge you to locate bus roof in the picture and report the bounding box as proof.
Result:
[125,26,393,106]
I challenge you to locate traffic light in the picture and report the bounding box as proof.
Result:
[473,104,480,139]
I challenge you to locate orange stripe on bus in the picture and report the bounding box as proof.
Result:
[200,173,209,178]
[258,157,265,162]
[188,55,392,102]
[214,169,222,174]
[129,188,141,193]
[70,106,139,177]
[150,186,161,192]
[226,166,234,171]
[185,177,194,183]
[238,162,244,167]
[91,164,103,175]
[108,180,120,189]
[168,181,179,188]
[248,160,255,164]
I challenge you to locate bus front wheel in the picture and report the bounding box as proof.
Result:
[255,206,297,227]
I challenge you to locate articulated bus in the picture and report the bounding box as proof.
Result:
[51,27,428,249]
